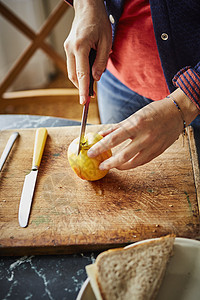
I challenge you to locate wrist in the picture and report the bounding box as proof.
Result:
[169,88,199,126]
[74,0,104,10]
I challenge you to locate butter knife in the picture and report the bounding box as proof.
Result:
[77,48,96,155]
[0,131,19,172]
[18,128,47,227]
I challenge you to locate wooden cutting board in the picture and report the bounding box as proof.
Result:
[0,125,199,255]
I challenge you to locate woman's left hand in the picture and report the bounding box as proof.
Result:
[87,97,185,170]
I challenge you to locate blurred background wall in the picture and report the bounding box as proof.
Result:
[0,0,74,91]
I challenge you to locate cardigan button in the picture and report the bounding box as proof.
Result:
[161,33,169,40]
[109,14,115,24]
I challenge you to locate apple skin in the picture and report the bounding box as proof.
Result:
[68,132,112,181]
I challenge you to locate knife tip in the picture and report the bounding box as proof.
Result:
[19,218,28,228]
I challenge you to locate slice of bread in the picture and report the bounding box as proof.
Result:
[86,235,175,300]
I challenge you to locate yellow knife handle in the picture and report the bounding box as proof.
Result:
[32,128,48,169]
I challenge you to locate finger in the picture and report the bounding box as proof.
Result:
[92,38,111,81]
[75,50,90,104]
[116,153,141,170]
[117,146,165,170]
[98,124,119,137]
[99,139,141,170]
[66,53,78,89]
[88,125,133,158]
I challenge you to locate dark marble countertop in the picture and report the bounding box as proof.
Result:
[0,115,97,300]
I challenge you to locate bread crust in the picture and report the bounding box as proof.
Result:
[96,234,175,263]
[94,235,175,300]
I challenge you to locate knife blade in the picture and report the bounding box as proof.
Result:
[77,48,96,155]
[0,131,19,172]
[18,128,47,228]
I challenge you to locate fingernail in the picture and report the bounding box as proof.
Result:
[94,71,101,81]
[87,149,95,157]
[80,96,86,105]
[98,131,104,136]
[99,163,107,170]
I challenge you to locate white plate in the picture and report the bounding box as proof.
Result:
[76,238,200,300]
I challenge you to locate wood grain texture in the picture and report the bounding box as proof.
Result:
[0,126,199,256]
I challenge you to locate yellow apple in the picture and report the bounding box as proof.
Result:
[68,132,112,181]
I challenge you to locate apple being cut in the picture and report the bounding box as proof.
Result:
[68,132,112,181]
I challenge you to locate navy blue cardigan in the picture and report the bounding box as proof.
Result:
[65,0,200,110]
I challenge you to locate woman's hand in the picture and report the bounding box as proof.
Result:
[87,90,199,170]
[64,0,112,104]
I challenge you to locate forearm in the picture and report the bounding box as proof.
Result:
[66,0,104,9]
[74,0,104,7]
[73,0,107,24]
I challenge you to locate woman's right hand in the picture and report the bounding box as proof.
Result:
[64,0,112,104]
